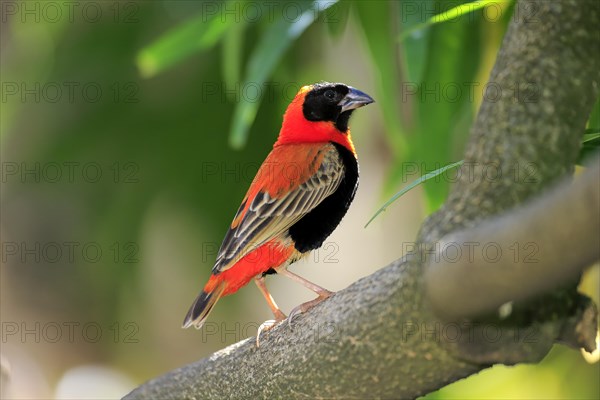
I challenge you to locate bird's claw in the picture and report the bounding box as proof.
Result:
[287,306,303,329]
[258,291,335,343]
[287,291,334,330]
[256,319,283,347]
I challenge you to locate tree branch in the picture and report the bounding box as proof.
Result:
[426,156,600,321]
[125,1,600,398]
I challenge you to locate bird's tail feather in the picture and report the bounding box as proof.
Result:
[182,281,226,329]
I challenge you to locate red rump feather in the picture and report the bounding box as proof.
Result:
[204,239,294,296]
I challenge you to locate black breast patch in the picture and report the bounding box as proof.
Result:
[288,143,359,253]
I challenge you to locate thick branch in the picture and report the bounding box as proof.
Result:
[125,1,600,398]
[126,257,483,399]
[426,156,600,320]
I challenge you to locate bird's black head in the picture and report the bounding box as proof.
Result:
[302,82,374,133]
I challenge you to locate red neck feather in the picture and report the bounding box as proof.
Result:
[274,91,356,155]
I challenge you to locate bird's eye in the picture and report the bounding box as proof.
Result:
[324,90,336,100]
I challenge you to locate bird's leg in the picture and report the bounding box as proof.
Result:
[254,275,286,320]
[278,268,334,297]
[254,275,286,347]
[277,268,334,327]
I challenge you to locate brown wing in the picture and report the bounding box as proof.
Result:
[212,144,345,274]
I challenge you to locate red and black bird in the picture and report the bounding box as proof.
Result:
[183,82,374,331]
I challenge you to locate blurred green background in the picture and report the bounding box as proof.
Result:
[1,0,598,398]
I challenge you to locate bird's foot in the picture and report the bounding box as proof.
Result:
[288,290,334,329]
[256,313,286,348]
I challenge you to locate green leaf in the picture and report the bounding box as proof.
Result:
[577,129,600,165]
[399,0,434,84]
[326,0,350,39]
[582,130,600,144]
[411,0,483,212]
[365,160,464,228]
[137,6,235,78]
[354,1,408,159]
[221,21,245,99]
[229,0,338,149]
[399,0,513,41]
[587,97,600,129]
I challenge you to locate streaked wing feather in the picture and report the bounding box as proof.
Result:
[212,146,344,274]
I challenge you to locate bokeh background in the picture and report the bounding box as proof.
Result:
[1,1,598,398]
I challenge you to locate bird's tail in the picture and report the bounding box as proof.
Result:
[182,279,226,329]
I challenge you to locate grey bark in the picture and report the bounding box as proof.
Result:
[125,1,600,399]
[426,158,600,321]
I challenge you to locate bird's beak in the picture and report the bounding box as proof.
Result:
[339,87,375,113]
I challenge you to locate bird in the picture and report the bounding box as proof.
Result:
[182,82,374,338]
